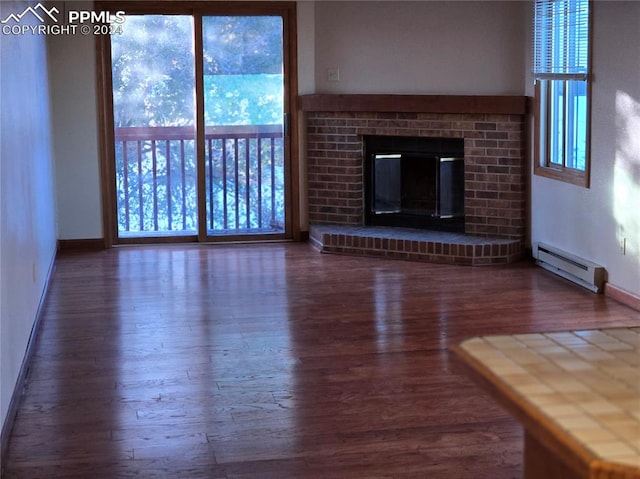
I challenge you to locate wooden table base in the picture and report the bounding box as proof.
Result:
[524,432,586,479]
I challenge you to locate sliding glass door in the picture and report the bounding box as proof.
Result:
[103,4,295,244]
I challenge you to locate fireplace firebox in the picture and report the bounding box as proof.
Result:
[364,136,465,232]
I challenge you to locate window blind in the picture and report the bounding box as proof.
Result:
[534,0,590,77]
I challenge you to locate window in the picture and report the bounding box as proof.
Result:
[534,0,591,187]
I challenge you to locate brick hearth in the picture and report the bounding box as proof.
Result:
[301,94,528,264]
[309,225,523,266]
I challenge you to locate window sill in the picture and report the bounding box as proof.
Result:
[534,164,589,188]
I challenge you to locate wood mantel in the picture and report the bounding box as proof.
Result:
[299,94,528,115]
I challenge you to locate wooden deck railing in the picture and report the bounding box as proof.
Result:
[114,125,284,235]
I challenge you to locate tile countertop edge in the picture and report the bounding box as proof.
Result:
[451,339,598,477]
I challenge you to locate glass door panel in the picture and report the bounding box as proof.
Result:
[202,16,286,237]
[111,15,197,238]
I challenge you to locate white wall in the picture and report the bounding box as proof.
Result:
[297,1,316,95]
[49,27,103,240]
[314,1,526,94]
[296,2,316,231]
[0,1,58,431]
[529,2,640,298]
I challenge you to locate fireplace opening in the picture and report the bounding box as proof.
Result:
[364,136,465,232]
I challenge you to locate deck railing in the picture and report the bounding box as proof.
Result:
[114,125,284,236]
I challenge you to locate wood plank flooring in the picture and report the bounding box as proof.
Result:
[2,243,639,478]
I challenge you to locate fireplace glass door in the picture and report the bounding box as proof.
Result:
[365,136,465,232]
[373,154,402,214]
[438,157,465,218]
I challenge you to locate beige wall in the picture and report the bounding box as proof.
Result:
[314,1,526,94]
[529,2,640,297]
[0,1,58,430]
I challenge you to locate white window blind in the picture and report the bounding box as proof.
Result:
[534,0,590,78]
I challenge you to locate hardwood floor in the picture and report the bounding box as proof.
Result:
[3,243,638,478]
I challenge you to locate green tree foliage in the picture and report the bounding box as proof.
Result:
[203,16,283,75]
[112,15,195,128]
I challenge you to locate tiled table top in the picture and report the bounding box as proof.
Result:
[458,327,640,473]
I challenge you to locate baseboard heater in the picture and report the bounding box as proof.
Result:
[533,242,605,293]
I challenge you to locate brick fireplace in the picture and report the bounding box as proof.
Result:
[300,94,528,265]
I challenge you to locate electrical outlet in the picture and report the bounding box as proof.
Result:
[327,68,340,82]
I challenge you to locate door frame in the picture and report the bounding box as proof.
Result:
[95,1,299,246]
